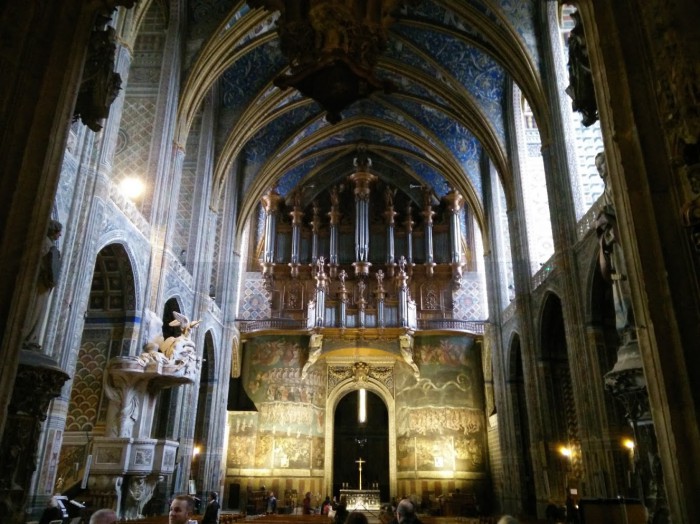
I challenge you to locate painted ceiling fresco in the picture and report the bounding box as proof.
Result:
[182,0,543,227]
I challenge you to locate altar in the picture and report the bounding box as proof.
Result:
[339,456,381,510]
[339,489,381,511]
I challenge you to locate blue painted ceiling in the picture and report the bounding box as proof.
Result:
[186,0,543,223]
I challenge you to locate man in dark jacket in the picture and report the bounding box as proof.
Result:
[201,491,220,524]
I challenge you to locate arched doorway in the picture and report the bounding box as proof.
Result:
[324,365,397,504]
[333,390,389,501]
[60,243,136,492]
[540,293,579,505]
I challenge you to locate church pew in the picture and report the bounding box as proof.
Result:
[245,514,333,524]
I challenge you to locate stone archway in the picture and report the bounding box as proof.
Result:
[324,359,397,502]
[333,389,389,500]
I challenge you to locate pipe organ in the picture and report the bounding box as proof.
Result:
[256,155,475,328]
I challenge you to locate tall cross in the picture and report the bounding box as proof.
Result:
[355,457,366,490]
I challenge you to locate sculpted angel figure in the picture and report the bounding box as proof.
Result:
[160,311,201,360]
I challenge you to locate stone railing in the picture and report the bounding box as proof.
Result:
[417,319,486,335]
[238,317,486,335]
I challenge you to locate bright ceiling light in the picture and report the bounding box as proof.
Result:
[119,176,145,199]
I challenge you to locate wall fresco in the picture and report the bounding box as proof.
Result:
[395,334,485,474]
[233,335,327,474]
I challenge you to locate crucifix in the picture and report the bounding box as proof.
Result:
[355,457,365,490]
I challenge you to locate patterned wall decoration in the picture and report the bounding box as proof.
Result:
[112,97,157,187]
[112,1,165,218]
[239,273,271,320]
[174,110,203,259]
[452,272,487,320]
[65,334,110,431]
[394,334,485,474]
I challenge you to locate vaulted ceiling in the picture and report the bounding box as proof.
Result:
[176,0,551,234]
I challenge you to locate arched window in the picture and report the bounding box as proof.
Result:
[513,87,555,274]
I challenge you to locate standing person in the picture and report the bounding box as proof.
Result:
[303,492,313,514]
[89,508,118,524]
[169,494,195,524]
[266,491,277,514]
[333,496,348,524]
[321,496,332,515]
[202,491,220,524]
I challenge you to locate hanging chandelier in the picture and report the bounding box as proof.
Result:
[250,0,405,123]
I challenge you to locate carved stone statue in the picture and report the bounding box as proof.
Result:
[74,25,122,132]
[137,341,169,367]
[302,334,323,379]
[104,373,142,438]
[398,255,407,274]
[595,152,634,339]
[375,270,385,293]
[122,474,162,520]
[159,311,201,374]
[399,334,419,378]
[565,10,598,126]
[384,185,395,208]
[22,220,63,349]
